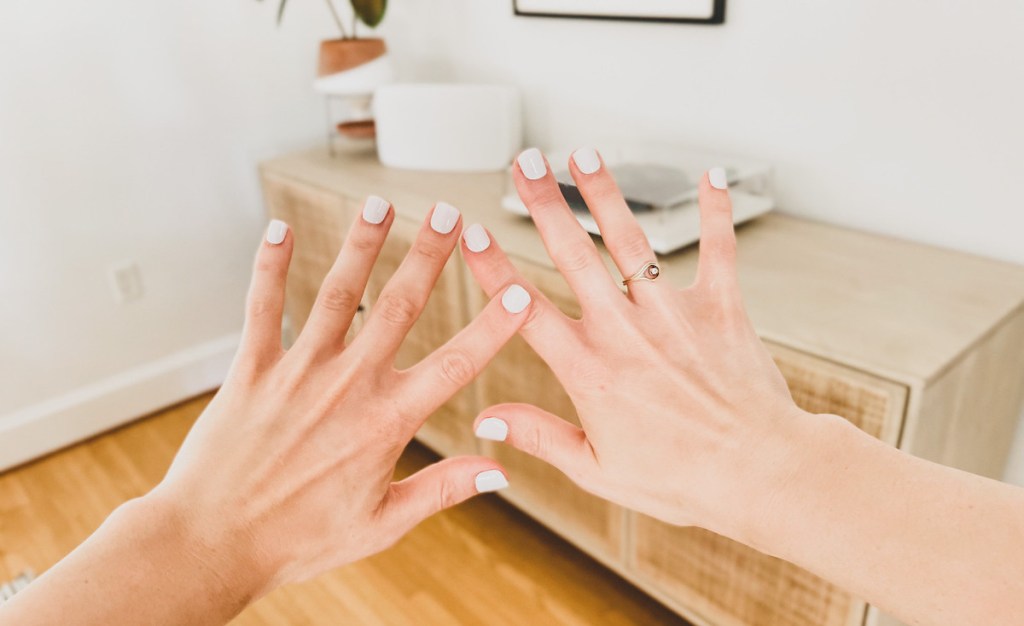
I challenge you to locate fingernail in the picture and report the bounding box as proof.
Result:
[709,167,728,190]
[517,148,546,180]
[501,284,531,314]
[475,469,509,493]
[362,195,390,224]
[463,224,490,253]
[572,148,601,175]
[430,201,460,234]
[266,219,288,245]
[475,417,508,442]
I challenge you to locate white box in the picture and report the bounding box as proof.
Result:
[373,84,522,172]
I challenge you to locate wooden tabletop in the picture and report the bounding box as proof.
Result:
[261,147,1024,386]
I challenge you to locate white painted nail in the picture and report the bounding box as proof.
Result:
[430,201,460,234]
[517,148,547,180]
[266,219,288,245]
[501,284,531,314]
[709,167,729,190]
[475,469,509,493]
[475,417,509,442]
[463,224,491,253]
[572,148,601,175]
[362,195,390,224]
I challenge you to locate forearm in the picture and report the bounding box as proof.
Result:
[744,411,1024,626]
[0,492,265,626]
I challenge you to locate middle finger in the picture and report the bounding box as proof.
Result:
[352,202,462,363]
[567,148,663,303]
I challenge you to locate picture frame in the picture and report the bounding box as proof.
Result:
[513,0,726,25]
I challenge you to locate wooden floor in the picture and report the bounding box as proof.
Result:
[0,393,688,625]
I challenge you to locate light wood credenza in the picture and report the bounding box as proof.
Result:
[260,147,1024,626]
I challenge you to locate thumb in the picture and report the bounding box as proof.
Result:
[473,403,598,486]
[382,456,508,534]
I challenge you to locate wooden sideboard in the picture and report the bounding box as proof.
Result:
[260,146,1024,626]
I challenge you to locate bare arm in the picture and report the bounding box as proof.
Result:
[461,146,1024,626]
[752,412,1024,625]
[0,495,263,625]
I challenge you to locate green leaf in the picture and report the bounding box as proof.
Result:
[276,0,288,24]
[350,0,386,28]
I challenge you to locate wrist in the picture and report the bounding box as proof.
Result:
[724,408,860,555]
[121,487,274,615]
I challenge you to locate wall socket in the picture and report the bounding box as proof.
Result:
[108,260,144,303]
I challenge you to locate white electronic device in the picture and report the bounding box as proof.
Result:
[501,145,774,254]
[374,84,522,172]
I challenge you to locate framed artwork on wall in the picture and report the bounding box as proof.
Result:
[514,0,725,25]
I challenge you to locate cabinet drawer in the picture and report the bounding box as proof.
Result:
[363,212,477,457]
[472,262,627,562]
[631,345,906,626]
[262,174,352,340]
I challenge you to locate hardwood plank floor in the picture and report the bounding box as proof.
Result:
[0,393,689,625]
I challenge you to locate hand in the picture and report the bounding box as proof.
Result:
[150,200,531,599]
[461,148,816,540]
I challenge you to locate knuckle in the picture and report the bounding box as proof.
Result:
[521,425,547,459]
[532,187,567,208]
[246,296,274,319]
[521,301,547,332]
[317,284,360,313]
[349,233,380,252]
[229,350,268,383]
[708,196,733,214]
[437,349,478,387]
[414,241,449,263]
[255,256,285,275]
[557,243,593,274]
[617,232,652,261]
[376,292,420,327]
[568,359,609,391]
[437,475,461,511]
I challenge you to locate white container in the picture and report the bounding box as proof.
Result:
[373,84,521,172]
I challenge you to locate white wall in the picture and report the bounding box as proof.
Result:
[377,0,1024,481]
[0,1,335,450]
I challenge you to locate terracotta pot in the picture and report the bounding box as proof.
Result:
[317,38,386,77]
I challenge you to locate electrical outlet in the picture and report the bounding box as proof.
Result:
[109,261,144,303]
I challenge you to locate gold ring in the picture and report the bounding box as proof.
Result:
[622,261,661,285]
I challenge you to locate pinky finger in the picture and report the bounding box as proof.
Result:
[381,456,508,535]
[238,219,292,368]
[695,169,739,291]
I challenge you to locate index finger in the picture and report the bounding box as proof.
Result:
[513,148,624,311]
[398,283,532,421]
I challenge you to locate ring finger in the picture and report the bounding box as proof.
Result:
[297,195,394,355]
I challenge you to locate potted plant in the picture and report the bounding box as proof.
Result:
[266,0,389,76]
[264,0,392,139]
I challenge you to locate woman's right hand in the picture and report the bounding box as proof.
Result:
[461,148,828,542]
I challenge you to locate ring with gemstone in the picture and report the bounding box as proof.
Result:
[622,261,661,285]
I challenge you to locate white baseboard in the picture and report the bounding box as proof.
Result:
[0,333,240,472]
